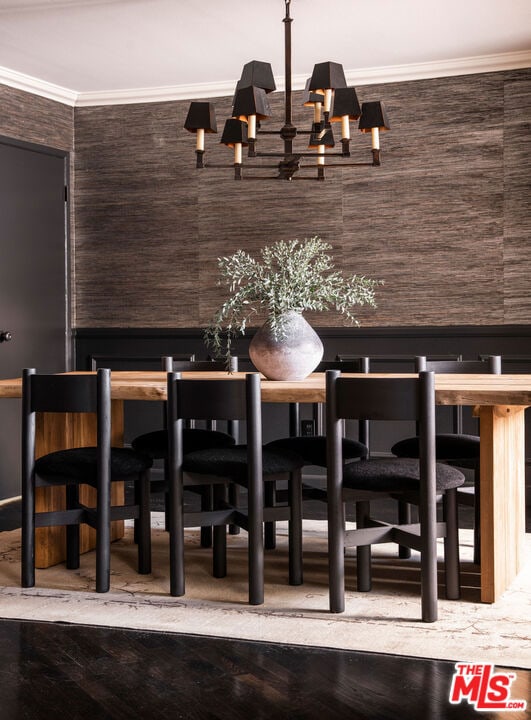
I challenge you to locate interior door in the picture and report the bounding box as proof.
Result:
[0,138,70,501]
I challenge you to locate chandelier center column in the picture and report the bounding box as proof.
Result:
[281,0,295,154]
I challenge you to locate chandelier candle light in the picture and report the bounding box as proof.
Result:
[184,0,390,181]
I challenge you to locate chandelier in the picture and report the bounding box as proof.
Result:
[184,0,390,181]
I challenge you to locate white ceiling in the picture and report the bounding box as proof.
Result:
[0,0,530,105]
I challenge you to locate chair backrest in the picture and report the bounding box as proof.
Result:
[415,355,501,434]
[317,358,370,373]
[416,355,501,374]
[336,354,461,372]
[163,357,239,433]
[90,354,195,371]
[488,355,531,374]
[26,371,100,414]
[163,357,238,373]
[309,358,370,440]
[166,372,262,461]
[326,370,436,469]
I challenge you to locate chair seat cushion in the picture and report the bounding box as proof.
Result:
[266,435,368,467]
[34,447,153,485]
[391,433,480,462]
[132,427,236,459]
[342,457,465,493]
[183,445,304,483]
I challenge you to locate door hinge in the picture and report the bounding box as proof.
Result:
[64,185,68,202]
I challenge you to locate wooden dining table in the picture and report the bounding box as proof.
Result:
[0,369,529,604]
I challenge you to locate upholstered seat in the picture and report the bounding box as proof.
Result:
[266,435,367,468]
[391,433,480,462]
[35,446,152,484]
[342,457,465,493]
[183,445,303,482]
[133,427,235,459]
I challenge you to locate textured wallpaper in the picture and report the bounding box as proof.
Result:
[3,69,530,330]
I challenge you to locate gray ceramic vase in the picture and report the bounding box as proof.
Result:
[249,310,324,380]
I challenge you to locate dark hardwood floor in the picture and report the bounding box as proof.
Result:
[0,618,528,720]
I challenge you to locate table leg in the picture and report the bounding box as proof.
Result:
[478,405,526,603]
[35,400,125,568]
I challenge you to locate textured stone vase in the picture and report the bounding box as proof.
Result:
[249,311,324,381]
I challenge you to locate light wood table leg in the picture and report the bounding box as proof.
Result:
[35,400,125,568]
[478,405,526,603]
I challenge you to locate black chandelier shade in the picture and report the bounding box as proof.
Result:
[183,0,390,180]
[308,61,347,92]
[233,86,272,122]
[184,102,217,134]
[359,101,391,132]
[239,60,277,93]
[330,88,361,122]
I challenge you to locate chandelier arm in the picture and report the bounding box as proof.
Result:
[256,129,313,136]
[253,151,355,158]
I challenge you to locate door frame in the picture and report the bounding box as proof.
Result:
[0,134,72,370]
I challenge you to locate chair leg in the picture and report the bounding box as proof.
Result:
[264,480,276,550]
[248,475,264,606]
[228,483,240,536]
[213,484,227,579]
[169,469,185,597]
[200,486,213,549]
[288,470,303,586]
[443,489,460,600]
[328,477,345,613]
[355,501,372,592]
[137,470,152,575]
[21,474,35,589]
[66,484,80,570]
[398,501,412,559]
[419,490,438,623]
[96,480,111,594]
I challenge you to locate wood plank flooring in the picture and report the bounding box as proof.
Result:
[0,618,528,720]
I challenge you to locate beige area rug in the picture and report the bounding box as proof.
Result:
[0,516,529,669]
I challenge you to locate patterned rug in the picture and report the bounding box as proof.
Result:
[0,517,529,669]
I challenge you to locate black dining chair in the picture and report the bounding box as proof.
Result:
[264,359,370,548]
[391,355,501,564]
[326,370,465,621]
[131,357,239,546]
[21,368,152,593]
[166,371,305,604]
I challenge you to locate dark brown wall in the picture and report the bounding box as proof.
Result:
[72,68,531,330]
[2,70,530,331]
[0,84,73,150]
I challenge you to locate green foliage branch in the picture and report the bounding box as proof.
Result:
[204,236,382,359]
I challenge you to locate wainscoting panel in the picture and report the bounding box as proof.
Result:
[75,325,531,450]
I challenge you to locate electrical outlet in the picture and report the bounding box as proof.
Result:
[300,419,316,437]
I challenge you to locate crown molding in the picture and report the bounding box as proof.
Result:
[0,64,77,106]
[1,50,530,108]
